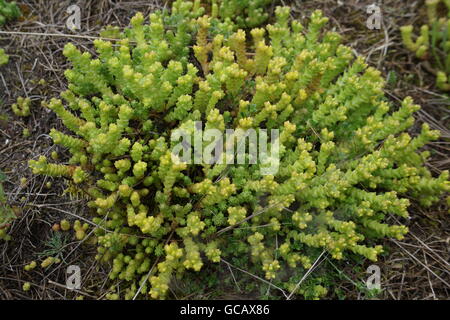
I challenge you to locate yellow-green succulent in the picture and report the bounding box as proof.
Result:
[401,0,450,91]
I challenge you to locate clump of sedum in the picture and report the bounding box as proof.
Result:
[29,1,449,299]
[401,0,450,91]
[0,0,20,26]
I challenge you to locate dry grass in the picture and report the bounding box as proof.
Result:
[0,0,448,300]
